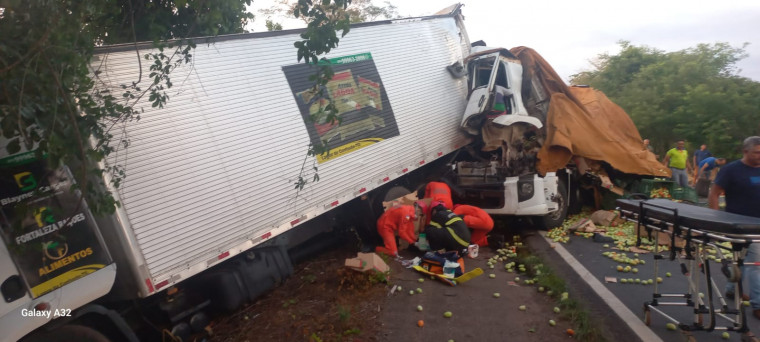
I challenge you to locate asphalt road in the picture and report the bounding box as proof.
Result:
[527,229,760,342]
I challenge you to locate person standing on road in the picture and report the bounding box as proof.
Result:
[709,136,760,319]
[693,144,712,172]
[663,139,690,188]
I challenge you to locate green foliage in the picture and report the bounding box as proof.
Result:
[571,41,760,160]
[265,19,284,31]
[0,0,252,214]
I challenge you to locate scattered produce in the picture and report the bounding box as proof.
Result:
[722,332,730,339]
[444,311,453,318]
[416,288,423,294]
[417,320,424,327]
[409,290,415,295]
[493,293,501,298]
[554,307,561,313]
[519,305,527,311]
[418,278,424,283]
[666,323,677,331]
[489,274,496,279]
[666,272,672,277]
[566,329,575,336]
[417,305,423,312]
[549,319,556,326]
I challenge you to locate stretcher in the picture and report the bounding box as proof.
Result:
[616,199,760,337]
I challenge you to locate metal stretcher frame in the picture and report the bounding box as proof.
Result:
[616,199,760,337]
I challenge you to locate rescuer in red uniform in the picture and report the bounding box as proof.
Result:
[424,181,454,209]
[375,205,417,257]
[453,204,493,247]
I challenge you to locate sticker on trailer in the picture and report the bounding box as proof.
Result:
[0,152,112,298]
[282,53,399,163]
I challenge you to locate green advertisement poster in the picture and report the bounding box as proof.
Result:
[282,53,400,163]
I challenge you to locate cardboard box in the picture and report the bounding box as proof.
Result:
[344,252,390,273]
[382,192,418,211]
[637,224,686,248]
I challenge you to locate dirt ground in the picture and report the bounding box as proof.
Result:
[209,235,578,342]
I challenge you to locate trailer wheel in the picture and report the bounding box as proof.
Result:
[534,179,568,230]
[26,325,111,342]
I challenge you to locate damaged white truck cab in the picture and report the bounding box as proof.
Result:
[452,45,569,229]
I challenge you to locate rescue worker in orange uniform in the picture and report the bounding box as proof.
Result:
[424,181,454,210]
[424,203,471,253]
[453,204,493,247]
[375,205,417,257]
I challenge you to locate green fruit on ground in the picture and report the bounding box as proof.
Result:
[417,305,423,311]
[722,332,730,339]
[632,268,638,274]
[617,265,624,272]
[640,260,646,264]
[546,291,553,296]
[515,277,520,282]
[635,279,641,283]
[628,278,634,283]
[621,279,627,284]
[549,320,556,326]
[666,272,672,277]
[519,305,526,311]
[657,277,663,283]
[416,288,423,294]
[444,311,453,318]
[418,278,424,283]
[398,286,402,290]
[538,287,545,292]
[666,323,677,331]
[493,293,501,298]
[561,292,568,298]
[409,290,414,295]
[489,274,496,278]
[554,307,561,313]
[603,244,610,248]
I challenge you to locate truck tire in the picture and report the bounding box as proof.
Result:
[534,179,568,230]
[25,325,111,342]
[566,177,582,215]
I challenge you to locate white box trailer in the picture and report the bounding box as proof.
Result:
[0,6,472,342]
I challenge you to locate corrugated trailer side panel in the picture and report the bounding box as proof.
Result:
[95,16,469,295]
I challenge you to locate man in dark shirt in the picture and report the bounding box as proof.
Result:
[710,136,760,318]
[693,144,712,172]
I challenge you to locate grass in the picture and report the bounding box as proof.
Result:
[516,251,608,342]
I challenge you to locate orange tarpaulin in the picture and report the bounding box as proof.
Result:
[509,47,670,178]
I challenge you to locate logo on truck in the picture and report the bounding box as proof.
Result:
[282,53,400,163]
[0,151,111,298]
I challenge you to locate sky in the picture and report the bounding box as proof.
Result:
[248,0,760,83]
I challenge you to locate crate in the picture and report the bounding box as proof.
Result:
[671,187,698,204]
[636,178,675,195]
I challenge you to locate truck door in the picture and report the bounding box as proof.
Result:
[461,52,501,133]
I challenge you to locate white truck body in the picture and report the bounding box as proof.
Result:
[1,8,471,341]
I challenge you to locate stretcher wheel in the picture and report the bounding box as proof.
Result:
[643,307,651,326]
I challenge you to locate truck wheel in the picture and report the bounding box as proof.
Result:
[26,325,111,342]
[535,179,568,230]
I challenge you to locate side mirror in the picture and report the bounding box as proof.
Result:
[447,62,467,78]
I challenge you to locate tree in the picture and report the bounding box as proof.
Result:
[570,42,760,160]
[266,19,284,31]
[261,0,398,26]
